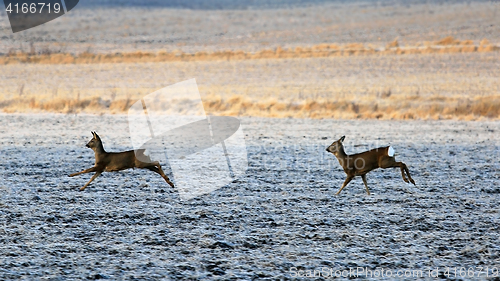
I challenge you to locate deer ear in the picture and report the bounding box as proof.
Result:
[340,136,345,142]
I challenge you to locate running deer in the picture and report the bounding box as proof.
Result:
[69,132,174,191]
[326,136,415,195]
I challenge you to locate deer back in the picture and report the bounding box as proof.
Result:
[102,150,137,172]
[342,146,391,175]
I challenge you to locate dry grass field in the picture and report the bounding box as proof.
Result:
[1,1,499,120]
[1,49,499,120]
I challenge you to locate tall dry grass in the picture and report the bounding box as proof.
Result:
[0,37,498,65]
[203,94,500,120]
[1,45,498,120]
[1,92,499,120]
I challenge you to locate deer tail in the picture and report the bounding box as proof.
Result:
[135,149,153,162]
[387,146,395,157]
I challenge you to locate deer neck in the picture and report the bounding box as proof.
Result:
[334,146,349,167]
[92,142,107,157]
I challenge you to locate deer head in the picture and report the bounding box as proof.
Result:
[326,135,345,154]
[86,131,102,149]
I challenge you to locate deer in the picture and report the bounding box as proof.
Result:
[69,132,175,191]
[326,136,415,195]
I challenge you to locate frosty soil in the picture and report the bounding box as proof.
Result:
[0,114,499,279]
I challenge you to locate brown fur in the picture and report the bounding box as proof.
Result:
[69,131,174,191]
[326,136,415,195]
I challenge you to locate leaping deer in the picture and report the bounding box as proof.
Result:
[326,136,415,195]
[69,132,175,191]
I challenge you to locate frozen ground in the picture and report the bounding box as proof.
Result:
[0,113,499,279]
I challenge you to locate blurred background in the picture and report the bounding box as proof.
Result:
[0,0,499,119]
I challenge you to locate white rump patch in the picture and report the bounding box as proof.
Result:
[388,146,395,157]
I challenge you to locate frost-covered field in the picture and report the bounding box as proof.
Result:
[0,113,499,279]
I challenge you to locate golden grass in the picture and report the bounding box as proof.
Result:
[2,93,499,120]
[1,45,498,120]
[0,37,497,65]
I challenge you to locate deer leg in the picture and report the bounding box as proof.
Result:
[335,176,354,195]
[402,162,416,185]
[155,164,175,188]
[145,165,175,188]
[69,166,98,177]
[398,163,410,183]
[80,171,102,191]
[145,165,161,174]
[361,174,370,195]
[137,160,175,188]
[380,158,410,183]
